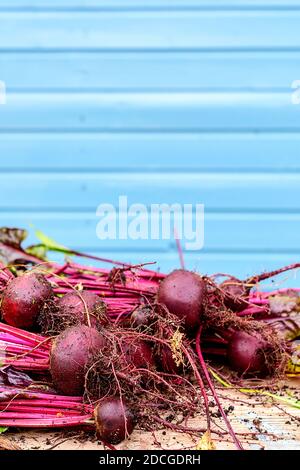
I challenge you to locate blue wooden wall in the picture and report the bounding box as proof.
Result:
[0,1,300,283]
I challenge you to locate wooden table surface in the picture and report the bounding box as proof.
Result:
[1,379,299,451]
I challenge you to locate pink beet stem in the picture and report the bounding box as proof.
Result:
[195,328,243,450]
[0,386,83,402]
[0,401,90,412]
[238,306,270,317]
[0,344,49,359]
[247,298,270,305]
[0,410,83,418]
[0,415,92,428]
[247,262,300,284]
[0,323,50,346]
[202,347,227,357]
[1,359,49,370]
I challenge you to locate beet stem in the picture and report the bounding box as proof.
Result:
[181,344,211,433]
[174,229,185,270]
[247,262,300,285]
[195,328,243,451]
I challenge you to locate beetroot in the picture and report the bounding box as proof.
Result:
[94,396,134,444]
[50,325,105,395]
[220,277,248,312]
[157,269,206,331]
[56,291,108,328]
[157,345,181,375]
[1,272,53,330]
[130,305,152,330]
[227,330,277,377]
[122,338,154,370]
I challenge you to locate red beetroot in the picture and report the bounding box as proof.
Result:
[157,269,206,331]
[1,273,53,330]
[220,277,248,312]
[50,325,105,395]
[227,330,277,377]
[158,345,181,375]
[56,291,108,328]
[122,338,154,370]
[130,305,152,330]
[94,396,134,444]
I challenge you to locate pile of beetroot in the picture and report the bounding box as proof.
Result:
[0,229,300,449]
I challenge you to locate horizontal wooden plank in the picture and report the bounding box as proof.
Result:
[1,52,299,90]
[1,133,300,171]
[0,172,300,210]
[0,92,298,131]
[2,211,300,252]
[0,11,300,50]
[2,1,300,10]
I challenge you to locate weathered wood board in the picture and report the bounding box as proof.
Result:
[2,379,299,451]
